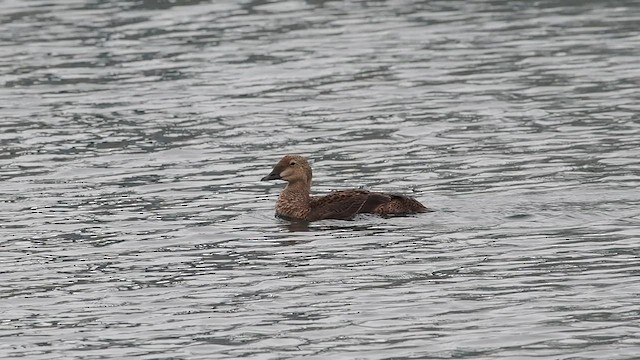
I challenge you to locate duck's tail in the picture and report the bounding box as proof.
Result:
[372,193,430,215]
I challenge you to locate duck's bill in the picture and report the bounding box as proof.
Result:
[261,172,281,181]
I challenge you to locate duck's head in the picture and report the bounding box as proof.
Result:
[261,155,312,184]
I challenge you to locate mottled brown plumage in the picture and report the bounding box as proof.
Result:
[261,155,429,221]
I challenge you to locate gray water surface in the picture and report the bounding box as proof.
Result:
[1,0,640,359]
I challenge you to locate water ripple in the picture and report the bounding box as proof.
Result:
[2,0,640,359]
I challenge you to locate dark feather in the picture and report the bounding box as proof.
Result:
[308,190,390,221]
[372,193,430,215]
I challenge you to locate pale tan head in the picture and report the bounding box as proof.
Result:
[261,155,312,185]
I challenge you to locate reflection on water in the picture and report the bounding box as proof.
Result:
[281,220,311,232]
[1,0,640,359]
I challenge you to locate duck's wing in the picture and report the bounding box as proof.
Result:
[308,190,390,221]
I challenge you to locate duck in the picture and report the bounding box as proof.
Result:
[261,155,429,221]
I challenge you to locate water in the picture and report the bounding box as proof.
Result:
[1,0,639,358]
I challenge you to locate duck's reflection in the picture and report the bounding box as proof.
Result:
[281,220,310,232]
[278,217,386,233]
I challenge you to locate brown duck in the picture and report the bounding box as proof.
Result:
[261,155,429,221]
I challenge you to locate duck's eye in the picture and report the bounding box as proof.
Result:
[289,161,296,166]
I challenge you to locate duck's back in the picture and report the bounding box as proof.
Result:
[308,189,427,221]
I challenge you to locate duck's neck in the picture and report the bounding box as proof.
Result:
[276,180,312,219]
[281,180,311,202]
